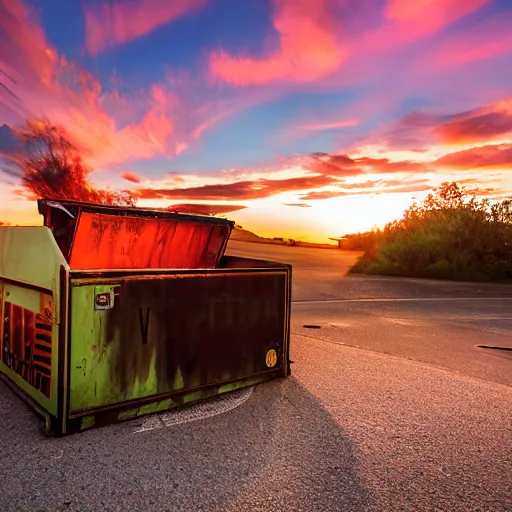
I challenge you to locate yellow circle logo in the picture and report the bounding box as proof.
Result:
[265,349,278,368]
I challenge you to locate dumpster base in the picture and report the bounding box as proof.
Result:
[67,372,280,435]
[2,370,285,437]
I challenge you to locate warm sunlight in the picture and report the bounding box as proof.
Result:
[1,0,512,241]
[1,2,512,510]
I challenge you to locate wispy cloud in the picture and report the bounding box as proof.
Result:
[283,203,311,208]
[383,0,491,36]
[435,98,512,145]
[413,11,512,72]
[0,0,243,172]
[1,0,511,235]
[295,120,358,132]
[121,170,144,183]
[128,100,512,204]
[84,0,207,56]
[209,0,346,86]
[308,152,429,177]
[299,179,433,200]
[168,203,247,215]
[209,0,495,90]
[355,96,512,159]
[436,144,512,170]
[135,174,337,200]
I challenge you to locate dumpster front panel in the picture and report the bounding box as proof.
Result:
[69,269,289,415]
[0,226,69,424]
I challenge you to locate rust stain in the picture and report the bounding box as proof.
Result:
[69,212,230,271]
[104,273,286,395]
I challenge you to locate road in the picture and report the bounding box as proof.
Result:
[0,240,511,511]
[228,240,512,387]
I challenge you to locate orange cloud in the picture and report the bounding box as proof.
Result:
[355,95,512,156]
[435,97,512,145]
[0,0,168,164]
[135,174,337,200]
[436,144,512,170]
[309,152,428,176]
[209,0,346,86]
[84,0,206,55]
[121,170,144,183]
[300,179,432,200]
[283,203,311,208]
[0,0,235,172]
[167,203,247,215]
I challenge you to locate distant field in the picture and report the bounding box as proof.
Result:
[230,227,338,250]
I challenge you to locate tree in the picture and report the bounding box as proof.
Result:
[13,120,136,206]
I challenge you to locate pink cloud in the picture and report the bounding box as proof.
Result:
[355,95,512,155]
[308,152,429,177]
[355,0,493,58]
[135,174,338,200]
[167,203,247,215]
[84,0,206,56]
[121,170,144,183]
[204,0,503,154]
[296,120,358,132]
[0,0,243,172]
[414,14,512,72]
[125,136,511,205]
[384,0,490,34]
[436,144,512,170]
[359,111,443,152]
[300,179,432,200]
[435,97,512,145]
[209,0,346,86]
[315,0,499,99]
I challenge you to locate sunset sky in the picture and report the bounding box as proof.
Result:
[1,0,512,243]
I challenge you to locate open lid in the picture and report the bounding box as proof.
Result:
[38,199,234,270]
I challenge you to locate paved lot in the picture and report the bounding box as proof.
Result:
[0,240,511,511]
[230,240,512,387]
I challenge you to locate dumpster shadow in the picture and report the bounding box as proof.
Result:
[0,377,373,511]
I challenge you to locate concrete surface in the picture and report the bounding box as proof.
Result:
[0,240,511,511]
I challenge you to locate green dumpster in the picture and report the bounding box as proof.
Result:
[0,199,292,436]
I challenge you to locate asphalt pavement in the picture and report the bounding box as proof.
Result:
[0,240,511,511]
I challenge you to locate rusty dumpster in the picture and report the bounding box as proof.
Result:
[0,199,291,436]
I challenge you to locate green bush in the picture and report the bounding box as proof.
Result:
[348,182,512,282]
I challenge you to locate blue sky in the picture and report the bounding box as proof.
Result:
[1,0,512,241]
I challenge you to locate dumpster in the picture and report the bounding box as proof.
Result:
[0,199,291,436]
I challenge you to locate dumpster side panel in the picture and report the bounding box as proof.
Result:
[69,270,289,415]
[0,227,68,419]
[0,226,68,298]
[0,282,58,415]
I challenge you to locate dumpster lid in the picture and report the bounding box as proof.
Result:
[38,199,234,270]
